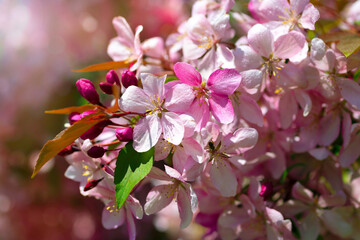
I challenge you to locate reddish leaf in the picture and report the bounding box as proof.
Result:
[45,104,98,114]
[73,60,131,72]
[31,113,106,178]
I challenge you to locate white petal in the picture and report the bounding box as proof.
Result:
[161,112,184,146]
[133,115,162,152]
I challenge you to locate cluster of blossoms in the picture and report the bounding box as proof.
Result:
[34,0,360,239]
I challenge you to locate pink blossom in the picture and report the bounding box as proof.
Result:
[174,62,241,129]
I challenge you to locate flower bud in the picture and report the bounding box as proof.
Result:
[99,82,113,95]
[69,112,81,125]
[58,145,77,156]
[116,127,133,141]
[87,146,106,158]
[81,120,112,140]
[84,178,104,192]
[76,78,100,105]
[259,182,273,200]
[121,70,138,88]
[106,70,120,85]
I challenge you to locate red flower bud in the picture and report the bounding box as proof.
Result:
[58,145,77,156]
[260,182,273,200]
[99,82,113,95]
[84,178,104,191]
[81,120,112,140]
[76,78,100,105]
[106,70,120,85]
[115,127,133,141]
[121,70,138,88]
[87,146,105,158]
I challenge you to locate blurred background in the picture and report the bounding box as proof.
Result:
[0,0,200,239]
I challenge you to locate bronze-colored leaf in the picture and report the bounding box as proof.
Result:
[73,60,131,72]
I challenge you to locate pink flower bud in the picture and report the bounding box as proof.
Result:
[76,78,100,105]
[116,127,133,141]
[260,182,273,200]
[69,112,81,125]
[99,82,113,95]
[106,70,120,85]
[81,120,111,140]
[121,70,138,88]
[87,146,105,158]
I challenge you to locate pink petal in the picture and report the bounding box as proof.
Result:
[182,138,204,163]
[338,77,360,109]
[174,62,202,86]
[189,99,210,131]
[148,167,172,181]
[182,37,208,60]
[318,209,352,238]
[290,0,309,15]
[294,90,312,117]
[209,93,234,124]
[292,182,314,204]
[247,24,274,57]
[309,148,330,160]
[279,92,297,129]
[299,4,320,30]
[133,115,162,152]
[126,208,137,240]
[237,95,264,127]
[339,134,360,167]
[140,73,165,101]
[186,15,215,43]
[141,37,165,59]
[154,139,171,161]
[226,128,258,153]
[274,31,306,59]
[119,86,152,113]
[144,184,175,215]
[318,112,340,146]
[239,194,256,218]
[298,211,321,240]
[107,38,133,61]
[207,69,241,95]
[126,195,143,220]
[164,165,182,180]
[102,202,125,229]
[177,186,193,228]
[233,46,263,71]
[210,160,238,197]
[112,17,134,44]
[342,110,352,148]
[239,69,263,95]
[164,83,195,113]
[161,112,184,146]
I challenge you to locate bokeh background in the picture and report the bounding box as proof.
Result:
[0,0,202,239]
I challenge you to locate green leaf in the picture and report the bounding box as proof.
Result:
[114,142,154,209]
[319,32,360,57]
[165,76,178,84]
[31,113,105,178]
[337,35,360,57]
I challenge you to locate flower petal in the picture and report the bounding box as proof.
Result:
[174,62,202,86]
[112,17,134,44]
[299,3,320,30]
[119,86,151,113]
[338,77,360,109]
[207,69,241,96]
[209,93,234,124]
[210,160,238,197]
[161,112,184,146]
[233,46,263,71]
[164,83,195,113]
[144,184,175,215]
[274,31,305,59]
[133,115,162,152]
[140,73,165,101]
[247,24,274,57]
[177,186,193,228]
[102,202,125,229]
